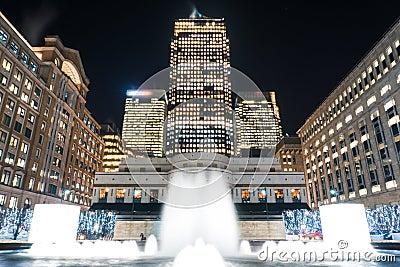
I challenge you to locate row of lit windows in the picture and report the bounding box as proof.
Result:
[305,83,400,155]
[0,28,38,75]
[306,101,400,204]
[301,39,400,143]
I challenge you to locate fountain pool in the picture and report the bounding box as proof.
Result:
[0,239,398,267]
[0,169,398,266]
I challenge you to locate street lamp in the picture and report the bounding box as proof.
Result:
[330,188,340,203]
[61,189,71,204]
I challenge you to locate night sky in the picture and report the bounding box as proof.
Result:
[2,1,400,135]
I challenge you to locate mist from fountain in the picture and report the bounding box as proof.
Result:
[173,238,225,267]
[239,240,252,255]
[144,234,158,255]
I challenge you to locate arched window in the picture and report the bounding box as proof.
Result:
[24,198,31,209]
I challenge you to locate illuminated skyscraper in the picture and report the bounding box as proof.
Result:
[166,10,233,156]
[100,123,125,172]
[122,90,166,157]
[235,91,283,155]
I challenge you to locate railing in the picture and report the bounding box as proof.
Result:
[116,213,283,221]
[116,214,160,221]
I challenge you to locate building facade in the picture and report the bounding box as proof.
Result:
[100,123,125,172]
[92,154,307,207]
[275,136,304,172]
[122,90,165,157]
[165,10,234,156]
[0,12,103,208]
[297,18,400,209]
[235,91,283,155]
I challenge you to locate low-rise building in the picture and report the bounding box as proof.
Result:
[92,153,307,217]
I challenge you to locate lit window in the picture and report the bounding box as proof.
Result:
[9,83,19,95]
[115,189,125,203]
[8,196,18,208]
[21,92,29,103]
[28,178,35,190]
[10,41,19,55]
[6,98,15,111]
[355,105,363,115]
[0,130,6,143]
[2,58,12,71]
[381,84,391,96]
[9,136,18,148]
[0,73,7,86]
[32,162,38,173]
[1,170,11,185]
[28,114,35,124]
[24,78,32,90]
[384,99,396,111]
[291,189,301,202]
[20,142,29,154]
[13,69,22,82]
[20,52,29,65]
[0,194,5,206]
[30,61,38,74]
[150,189,159,203]
[16,157,25,168]
[367,95,376,106]
[274,189,284,203]
[30,100,39,110]
[5,152,15,165]
[345,114,352,123]
[134,189,142,203]
[258,189,267,203]
[0,29,9,46]
[241,189,250,203]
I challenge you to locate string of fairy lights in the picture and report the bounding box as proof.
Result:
[0,206,398,240]
[283,205,400,236]
[77,210,116,240]
[0,207,116,240]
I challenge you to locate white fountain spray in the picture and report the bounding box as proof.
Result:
[159,166,239,257]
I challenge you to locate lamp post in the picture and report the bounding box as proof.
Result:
[61,188,70,204]
[132,187,136,218]
[263,187,268,219]
[330,188,339,203]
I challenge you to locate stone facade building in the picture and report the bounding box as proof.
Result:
[0,12,103,208]
[92,153,307,208]
[297,18,400,209]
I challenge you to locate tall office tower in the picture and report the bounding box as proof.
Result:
[100,123,125,172]
[165,10,234,156]
[122,90,166,157]
[0,12,104,208]
[269,92,283,137]
[298,18,400,209]
[235,91,283,156]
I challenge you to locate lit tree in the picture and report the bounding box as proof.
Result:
[77,210,116,240]
[3,208,33,240]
